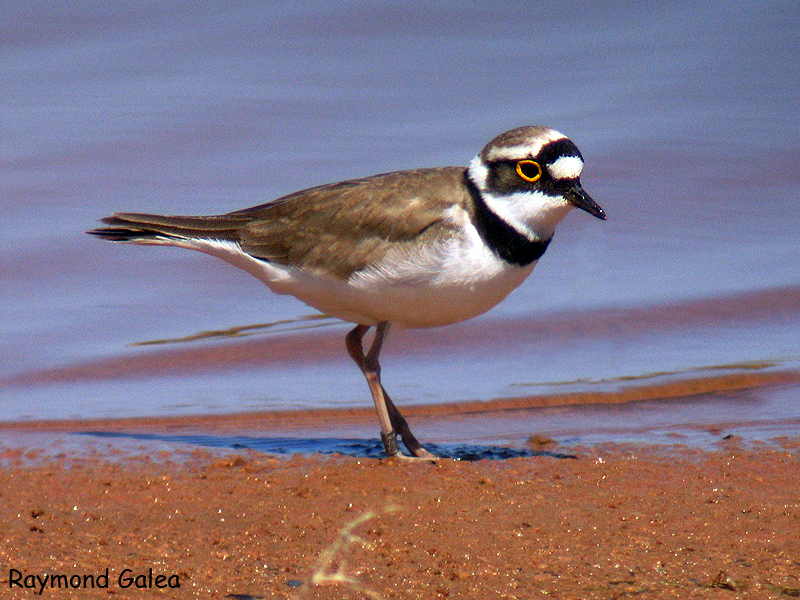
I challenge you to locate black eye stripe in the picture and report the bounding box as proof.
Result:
[536,138,583,165]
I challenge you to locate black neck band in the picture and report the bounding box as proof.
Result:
[466,174,550,267]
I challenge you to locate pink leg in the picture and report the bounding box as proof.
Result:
[345,323,435,459]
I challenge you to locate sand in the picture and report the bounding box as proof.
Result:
[2,439,799,599]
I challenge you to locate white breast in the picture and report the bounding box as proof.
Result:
[344,211,537,327]
[182,210,538,328]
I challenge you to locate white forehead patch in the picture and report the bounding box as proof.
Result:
[547,155,583,180]
[483,130,566,162]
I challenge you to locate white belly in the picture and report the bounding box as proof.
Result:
[182,221,537,329]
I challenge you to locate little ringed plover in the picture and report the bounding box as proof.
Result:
[88,126,606,459]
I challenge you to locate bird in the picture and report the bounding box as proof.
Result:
[87,126,606,459]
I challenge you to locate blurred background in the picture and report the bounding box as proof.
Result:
[2,1,798,447]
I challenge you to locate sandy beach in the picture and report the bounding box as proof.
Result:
[2,435,798,599]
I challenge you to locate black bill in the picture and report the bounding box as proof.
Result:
[567,183,607,220]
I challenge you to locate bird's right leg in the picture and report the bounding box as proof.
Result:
[346,323,400,457]
[345,323,435,459]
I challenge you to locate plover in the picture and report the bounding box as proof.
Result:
[88,126,606,459]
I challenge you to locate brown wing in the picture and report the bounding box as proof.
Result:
[235,167,470,277]
[88,167,472,279]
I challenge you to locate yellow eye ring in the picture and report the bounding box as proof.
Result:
[515,159,542,182]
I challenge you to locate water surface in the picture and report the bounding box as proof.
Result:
[2,1,799,450]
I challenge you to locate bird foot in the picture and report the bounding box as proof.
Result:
[382,431,438,461]
[386,452,440,463]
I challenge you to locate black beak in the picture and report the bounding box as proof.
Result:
[567,183,606,220]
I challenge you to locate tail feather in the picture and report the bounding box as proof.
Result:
[86,213,246,243]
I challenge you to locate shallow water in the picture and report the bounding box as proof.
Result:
[2,1,799,449]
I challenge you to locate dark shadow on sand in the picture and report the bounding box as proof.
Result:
[75,431,577,461]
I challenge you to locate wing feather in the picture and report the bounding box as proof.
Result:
[88,167,472,279]
[236,167,469,277]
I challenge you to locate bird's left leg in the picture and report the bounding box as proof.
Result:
[345,323,400,457]
[345,322,435,459]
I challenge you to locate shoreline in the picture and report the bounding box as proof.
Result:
[2,367,798,433]
[1,370,798,464]
[2,442,798,598]
[4,366,799,597]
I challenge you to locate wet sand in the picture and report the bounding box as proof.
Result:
[2,438,799,599]
[0,439,800,599]
[3,349,800,597]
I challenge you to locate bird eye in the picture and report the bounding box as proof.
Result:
[515,160,542,183]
